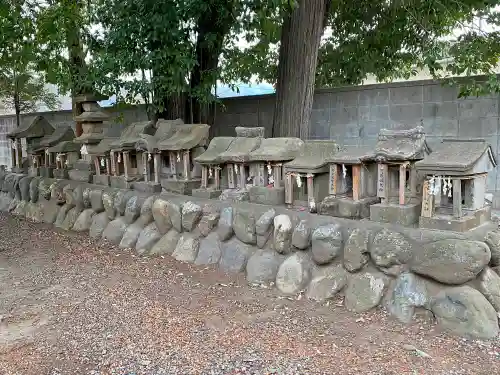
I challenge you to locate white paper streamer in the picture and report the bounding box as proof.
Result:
[208,167,213,178]
[56,154,61,162]
[45,148,49,155]
[177,152,181,162]
[342,164,347,178]
[296,173,302,188]
[80,144,88,155]
[117,153,121,163]
[100,157,105,167]
[148,153,152,161]
[267,163,272,175]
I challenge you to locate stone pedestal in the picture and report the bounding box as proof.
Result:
[370,202,421,226]
[39,167,54,178]
[419,206,491,232]
[248,186,285,205]
[110,176,133,189]
[93,174,111,187]
[68,160,94,183]
[132,181,162,193]
[192,188,223,199]
[53,169,69,179]
[319,196,380,219]
[161,178,200,195]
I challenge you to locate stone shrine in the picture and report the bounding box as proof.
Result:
[134,118,184,193]
[191,136,236,199]
[8,116,54,173]
[47,140,81,179]
[247,137,304,205]
[87,137,118,186]
[283,140,340,212]
[416,139,497,232]
[108,121,156,189]
[364,126,431,226]
[157,123,210,195]
[319,145,379,219]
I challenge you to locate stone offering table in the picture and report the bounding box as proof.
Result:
[109,121,156,189]
[284,140,340,212]
[157,123,210,195]
[416,139,497,232]
[247,137,304,206]
[47,141,81,179]
[319,145,379,219]
[8,116,54,174]
[134,119,184,193]
[191,136,235,199]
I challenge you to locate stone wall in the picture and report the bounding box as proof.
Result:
[1,170,500,340]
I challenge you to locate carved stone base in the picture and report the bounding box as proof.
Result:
[161,178,200,195]
[319,196,380,219]
[419,206,491,232]
[110,176,133,189]
[191,188,222,199]
[53,169,69,179]
[132,181,162,193]
[370,202,421,226]
[93,175,110,187]
[248,186,285,206]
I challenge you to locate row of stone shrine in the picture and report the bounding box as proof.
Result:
[7,96,497,232]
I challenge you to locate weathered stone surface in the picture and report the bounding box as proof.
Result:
[219,188,250,202]
[90,189,104,213]
[344,229,370,272]
[172,234,200,263]
[306,264,348,302]
[124,195,142,224]
[63,186,75,207]
[136,222,162,254]
[370,229,412,275]
[19,176,33,201]
[478,267,500,312]
[39,179,52,201]
[217,207,233,241]
[410,240,490,285]
[291,220,311,250]
[386,272,434,324]
[51,181,66,204]
[431,286,499,339]
[29,177,40,203]
[0,194,12,212]
[219,238,255,273]
[102,216,128,244]
[102,190,117,220]
[62,207,82,231]
[256,232,272,249]
[198,211,220,237]
[194,232,221,265]
[150,229,181,256]
[140,195,156,222]
[246,249,284,284]
[119,217,149,249]
[485,230,500,266]
[233,209,257,245]
[12,200,26,216]
[41,200,60,224]
[345,271,387,313]
[114,190,133,216]
[8,198,19,212]
[54,203,72,228]
[73,185,84,210]
[152,198,172,234]
[181,201,203,232]
[273,215,293,254]
[25,202,43,222]
[83,187,92,208]
[276,252,312,294]
[90,212,110,239]
[73,208,95,232]
[311,224,343,265]
[256,209,276,235]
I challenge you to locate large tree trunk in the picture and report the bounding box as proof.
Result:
[272,0,330,138]
[14,93,21,129]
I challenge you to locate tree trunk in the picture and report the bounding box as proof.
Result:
[272,0,330,138]
[14,92,21,129]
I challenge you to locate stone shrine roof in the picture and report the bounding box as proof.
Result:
[194,137,235,164]
[87,137,118,156]
[39,126,75,148]
[8,116,54,140]
[285,140,340,172]
[218,137,262,163]
[235,127,265,138]
[47,140,81,154]
[415,139,497,174]
[110,121,156,151]
[326,145,376,164]
[74,109,110,122]
[158,124,210,151]
[135,118,184,153]
[248,138,304,162]
[362,126,431,162]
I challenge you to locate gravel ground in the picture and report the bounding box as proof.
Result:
[0,213,499,375]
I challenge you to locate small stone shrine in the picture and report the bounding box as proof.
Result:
[217,127,264,201]
[364,126,431,226]
[283,140,340,212]
[29,125,75,178]
[47,140,81,179]
[108,121,156,189]
[319,145,379,219]
[134,118,184,193]
[157,123,210,195]
[247,137,304,205]
[415,139,497,232]
[8,116,54,173]
[87,137,118,186]
[191,136,235,199]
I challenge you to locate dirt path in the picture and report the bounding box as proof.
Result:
[0,213,499,375]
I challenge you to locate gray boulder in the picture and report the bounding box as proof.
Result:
[410,239,490,284]
[478,267,500,312]
[140,195,156,222]
[90,212,110,239]
[73,185,84,211]
[102,190,117,220]
[431,286,499,339]
[61,207,82,231]
[114,190,133,216]
[306,265,348,302]
[39,179,52,201]
[217,207,233,241]
[370,229,412,275]
[343,229,370,272]
[124,195,142,224]
[102,216,129,244]
[169,202,183,232]
[195,232,222,265]
[83,187,92,208]
[485,230,500,266]
[181,201,202,232]
[219,188,249,202]
[73,209,96,232]
[276,252,312,294]
[119,217,150,249]
[90,189,104,213]
[291,220,311,250]
[256,209,275,249]
[25,202,43,222]
[152,198,172,234]
[219,238,255,273]
[273,214,293,254]
[29,177,40,203]
[136,222,162,254]
[233,209,257,245]
[246,249,284,284]
[345,271,387,313]
[54,203,72,228]
[311,224,343,265]
[19,176,33,201]
[12,200,26,216]
[172,234,200,263]
[41,200,60,224]
[197,205,220,237]
[151,229,181,256]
